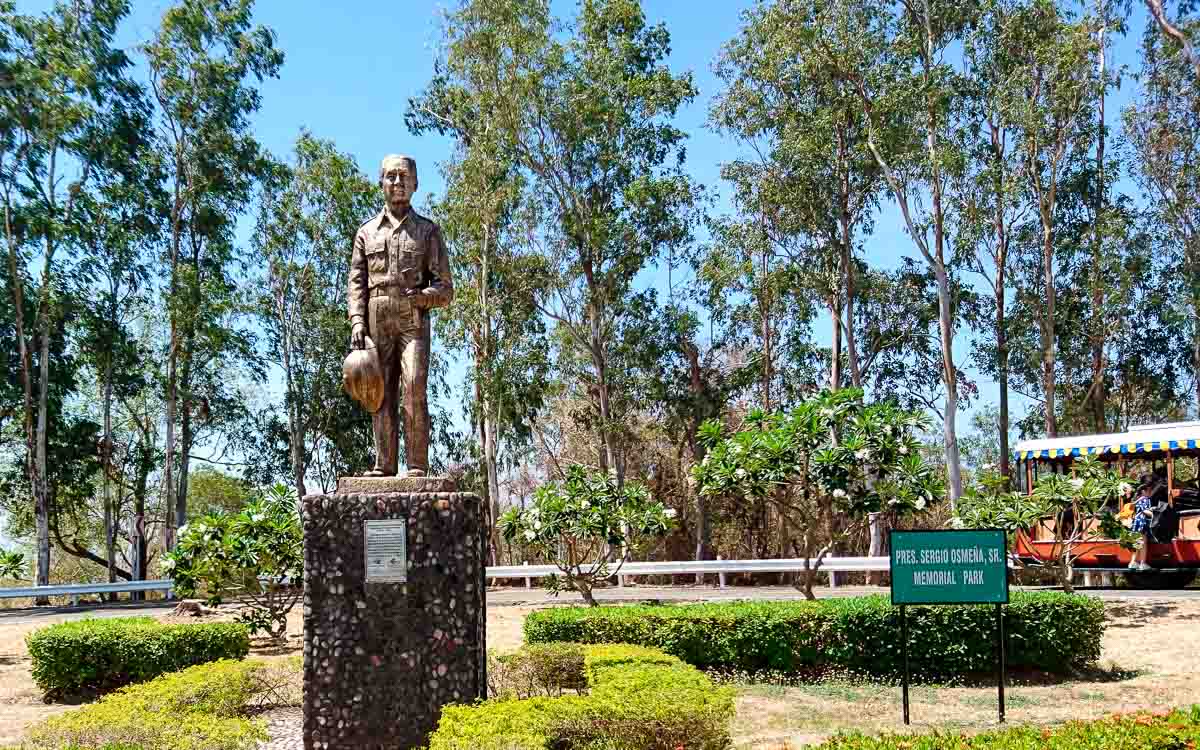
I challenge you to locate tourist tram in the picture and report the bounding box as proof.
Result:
[1012,421,1200,589]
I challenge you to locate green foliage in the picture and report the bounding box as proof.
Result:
[26,617,250,699]
[24,658,297,750]
[165,484,302,639]
[524,592,1105,679]
[954,456,1139,591]
[499,465,674,606]
[0,548,26,580]
[489,643,588,699]
[815,705,1200,749]
[693,388,942,596]
[430,644,735,750]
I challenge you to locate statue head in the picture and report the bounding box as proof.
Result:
[380,154,418,214]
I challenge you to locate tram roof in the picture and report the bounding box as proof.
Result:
[1014,421,1200,460]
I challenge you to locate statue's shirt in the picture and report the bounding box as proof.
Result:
[349,208,453,326]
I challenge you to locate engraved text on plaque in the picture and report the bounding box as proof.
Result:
[364,519,407,582]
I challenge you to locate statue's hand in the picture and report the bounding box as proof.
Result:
[351,322,367,350]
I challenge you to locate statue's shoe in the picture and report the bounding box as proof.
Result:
[364,468,387,477]
[405,468,426,478]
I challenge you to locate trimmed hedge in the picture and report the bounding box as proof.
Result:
[23,658,297,750]
[816,705,1200,749]
[26,617,250,698]
[524,592,1106,679]
[430,644,736,750]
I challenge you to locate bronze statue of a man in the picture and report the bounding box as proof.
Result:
[348,155,453,477]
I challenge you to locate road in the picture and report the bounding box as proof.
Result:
[1,583,1197,625]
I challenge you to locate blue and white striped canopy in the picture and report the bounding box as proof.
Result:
[1014,422,1200,461]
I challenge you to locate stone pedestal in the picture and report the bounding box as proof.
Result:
[301,480,486,750]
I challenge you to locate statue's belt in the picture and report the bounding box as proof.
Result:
[369,283,423,299]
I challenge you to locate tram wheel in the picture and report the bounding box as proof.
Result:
[1122,570,1198,590]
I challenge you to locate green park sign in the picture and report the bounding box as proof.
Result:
[889,528,1011,726]
[890,529,1009,606]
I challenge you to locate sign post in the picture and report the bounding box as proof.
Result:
[890,529,1009,725]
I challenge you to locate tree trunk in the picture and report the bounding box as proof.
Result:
[103,357,116,588]
[589,303,618,481]
[935,263,963,504]
[830,296,842,391]
[164,338,178,548]
[177,394,192,531]
[867,512,884,585]
[35,273,53,602]
[998,289,1012,480]
[838,175,861,389]
[1041,219,1058,438]
[483,406,501,567]
[1089,22,1108,434]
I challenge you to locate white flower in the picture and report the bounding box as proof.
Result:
[855,449,870,460]
[735,468,747,479]
[832,488,847,499]
[982,463,995,471]
[1070,478,1085,490]
[898,445,909,455]
[664,508,677,519]
[177,524,189,537]
[733,444,745,455]
[1119,482,1133,495]
[533,520,542,530]
[523,529,536,541]
[161,557,176,571]
[581,500,590,509]
[915,497,927,510]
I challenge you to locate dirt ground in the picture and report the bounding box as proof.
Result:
[0,597,1196,748]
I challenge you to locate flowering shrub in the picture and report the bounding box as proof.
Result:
[165,484,302,639]
[953,456,1135,592]
[693,388,943,598]
[499,465,674,606]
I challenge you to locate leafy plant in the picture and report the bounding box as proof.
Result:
[431,644,735,750]
[499,465,674,606]
[26,658,298,750]
[0,548,26,580]
[524,592,1105,679]
[26,617,249,699]
[165,484,302,640]
[954,457,1137,592]
[816,705,1200,749]
[693,388,943,598]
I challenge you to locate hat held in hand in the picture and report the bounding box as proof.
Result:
[343,336,384,414]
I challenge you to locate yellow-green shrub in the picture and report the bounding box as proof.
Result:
[817,705,1200,749]
[24,658,299,750]
[430,644,735,750]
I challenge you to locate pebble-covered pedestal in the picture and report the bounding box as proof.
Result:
[301,481,485,750]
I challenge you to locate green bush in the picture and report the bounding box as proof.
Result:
[524,592,1105,679]
[23,658,300,750]
[26,617,250,698]
[816,705,1200,749]
[489,642,588,698]
[430,644,736,750]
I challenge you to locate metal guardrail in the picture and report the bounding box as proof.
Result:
[0,557,893,603]
[489,556,891,590]
[0,579,174,605]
